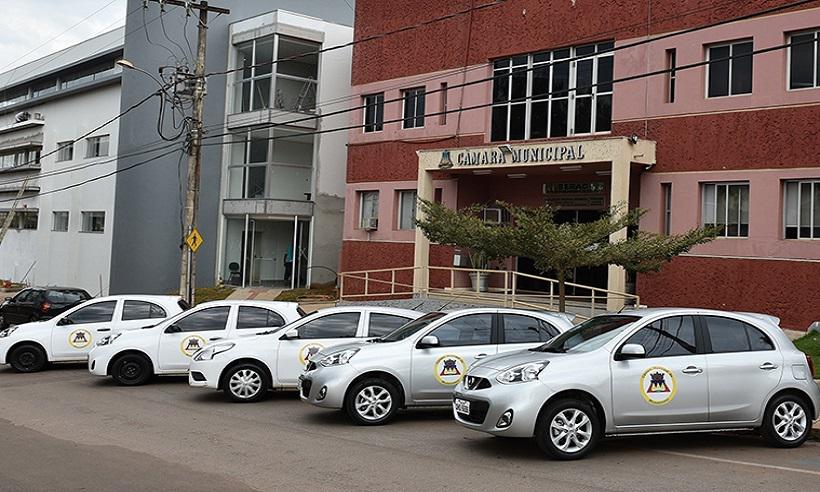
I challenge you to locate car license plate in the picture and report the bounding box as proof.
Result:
[454,398,470,415]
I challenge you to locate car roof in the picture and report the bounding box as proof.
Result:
[613,307,780,325]
[28,286,89,292]
[194,300,299,307]
[311,306,422,317]
[87,295,182,302]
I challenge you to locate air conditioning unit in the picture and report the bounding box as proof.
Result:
[364,217,379,231]
[482,207,502,224]
[14,111,31,123]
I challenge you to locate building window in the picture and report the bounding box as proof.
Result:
[702,183,749,237]
[666,49,677,103]
[228,129,269,199]
[81,211,105,233]
[85,135,109,158]
[439,82,448,125]
[0,211,38,230]
[359,191,379,229]
[661,183,672,235]
[0,147,40,169]
[784,180,820,239]
[52,211,69,232]
[56,141,74,162]
[402,87,426,129]
[397,190,417,230]
[707,40,753,97]
[788,30,820,90]
[491,41,613,142]
[234,35,319,113]
[363,93,384,133]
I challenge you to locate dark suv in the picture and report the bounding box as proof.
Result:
[0,287,92,328]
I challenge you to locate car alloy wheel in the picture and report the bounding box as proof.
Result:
[549,408,593,454]
[772,401,808,442]
[228,369,263,400]
[354,385,393,421]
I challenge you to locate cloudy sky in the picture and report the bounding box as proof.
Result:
[0,0,128,73]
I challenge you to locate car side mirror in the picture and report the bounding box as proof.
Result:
[616,343,646,361]
[164,324,182,334]
[280,328,299,340]
[417,335,440,349]
[56,317,72,326]
[4,297,12,302]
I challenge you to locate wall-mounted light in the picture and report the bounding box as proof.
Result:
[560,165,582,172]
[506,173,527,179]
[473,169,493,175]
[595,170,612,176]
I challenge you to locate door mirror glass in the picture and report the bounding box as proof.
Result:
[418,335,440,348]
[164,324,182,334]
[281,328,299,340]
[617,343,646,360]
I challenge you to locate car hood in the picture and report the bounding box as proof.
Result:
[313,340,372,358]
[471,348,570,371]
[3,320,50,335]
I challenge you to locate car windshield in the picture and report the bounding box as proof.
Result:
[377,312,446,342]
[533,315,640,354]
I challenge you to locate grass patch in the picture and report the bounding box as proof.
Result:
[275,286,337,302]
[793,332,820,379]
[194,286,235,304]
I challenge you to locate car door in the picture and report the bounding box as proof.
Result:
[365,312,414,338]
[499,313,560,352]
[51,300,119,360]
[6,289,36,325]
[700,315,783,423]
[118,300,171,332]
[275,312,363,385]
[610,315,709,427]
[233,305,287,338]
[410,312,498,403]
[157,305,232,372]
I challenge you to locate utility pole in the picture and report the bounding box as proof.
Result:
[147,1,229,305]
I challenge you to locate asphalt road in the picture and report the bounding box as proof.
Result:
[1,364,819,492]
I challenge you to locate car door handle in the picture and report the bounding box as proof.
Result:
[209,337,223,341]
[474,353,488,359]
[681,366,703,374]
[759,362,779,371]
[98,328,111,332]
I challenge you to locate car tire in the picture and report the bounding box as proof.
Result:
[222,363,269,403]
[761,394,811,448]
[8,343,48,373]
[535,398,601,460]
[110,353,153,386]
[344,377,400,426]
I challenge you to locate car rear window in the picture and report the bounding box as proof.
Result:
[46,290,90,304]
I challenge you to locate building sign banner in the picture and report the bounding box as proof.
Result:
[439,144,585,169]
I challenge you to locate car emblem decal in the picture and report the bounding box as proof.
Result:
[299,343,324,365]
[640,366,677,405]
[180,335,206,357]
[68,329,92,349]
[434,354,467,385]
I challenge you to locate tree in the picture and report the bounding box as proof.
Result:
[416,200,719,312]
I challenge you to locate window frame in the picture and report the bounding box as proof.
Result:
[700,315,776,354]
[80,211,105,233]
[65,300,117,324]
[706,39,754,98]
[661,183,672,235]
[85,135,109,158]
[701,182,750,238]
[121,300,168,321]
[174,306,232,332]
[787,29,820,91]
[783,179,820,239]
[401,86,426,129]
[666,48,677,103]
[56,141,74,162]
[367,313,413,338]
[358,191,379,229]
[397,190,417,230]
[500,313,559,344]
[52,211,69,232]
[362,92,385,133]
[236,305,286,330]
[427,313,495,347]
[619,315,701,359]
[296,312,362,339]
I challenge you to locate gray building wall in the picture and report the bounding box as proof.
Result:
[111,0,354,294]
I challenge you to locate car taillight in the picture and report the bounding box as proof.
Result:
[40,302,51,313]
[806,354,816,378]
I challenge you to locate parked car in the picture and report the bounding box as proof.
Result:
[0,287,92,328]
[452,308,820,460]
[88,300,304,386]
[0,295,187,373]
[189,306,423,402]
[300,308,574,425]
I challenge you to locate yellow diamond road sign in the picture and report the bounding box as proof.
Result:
[185,228,203,253]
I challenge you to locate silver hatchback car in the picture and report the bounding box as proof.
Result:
[300,308,575,425]
[453,308,820,460]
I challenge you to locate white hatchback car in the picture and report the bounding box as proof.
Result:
[88,300,303,385]
[189,306,423,402]
[0,295,187,373]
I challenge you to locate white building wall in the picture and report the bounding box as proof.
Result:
[0,83,120,294]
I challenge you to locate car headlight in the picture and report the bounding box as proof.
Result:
[319,348,359,367]
[0,326,17,338]
[96,333,122,346]
[193,343,235,361]
[496,361,549,384]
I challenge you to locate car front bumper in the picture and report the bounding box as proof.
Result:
[0,341,9,365]
[187,358,223,389]
[299,362,360,409]
[87,346,116,377]
[452,367,552,438]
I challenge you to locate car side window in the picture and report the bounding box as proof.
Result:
[122,301,168,321]
[428,314,493,347]
[368,313,412,337]
[236,306,286,330]
[65,301,116,324]
[623,316,697,358]
[14,290,36,303]
[297,313,361,339]
[174,306,231,332]
[704,316,774,353]
[502,314,558,343]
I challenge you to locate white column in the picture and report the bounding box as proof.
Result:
[413,168,434,293]
[607,154,630,311]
